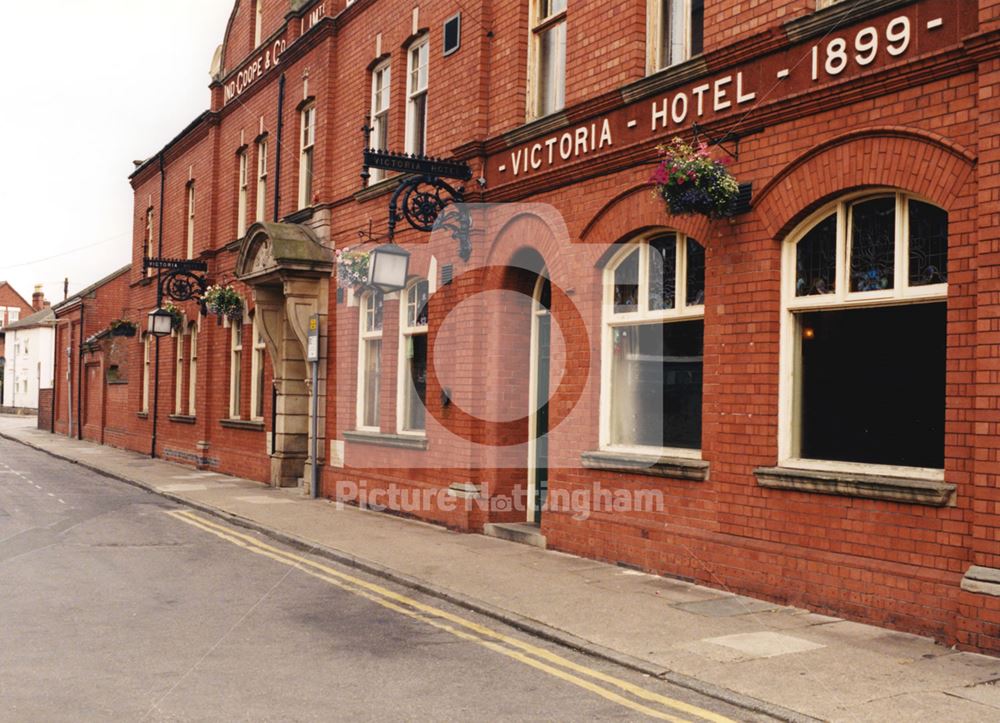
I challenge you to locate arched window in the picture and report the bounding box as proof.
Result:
[398,279,429,434]
[601,231,705,454]
[780,191,948,471]
[358,290,384,430]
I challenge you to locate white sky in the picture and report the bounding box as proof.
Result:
[0,1,234,306]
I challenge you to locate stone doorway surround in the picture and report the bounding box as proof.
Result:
[236,221,333,488]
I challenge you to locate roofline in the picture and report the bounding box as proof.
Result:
[52,264,132,313]
[129,111,215,181]
[0,281,33,312]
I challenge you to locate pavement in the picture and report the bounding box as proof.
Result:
[1,437,765,722]
[3,415,1000,722]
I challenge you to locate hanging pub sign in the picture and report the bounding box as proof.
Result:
[362,150,473,181]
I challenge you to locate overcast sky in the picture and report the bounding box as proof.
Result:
[0,1,234,305]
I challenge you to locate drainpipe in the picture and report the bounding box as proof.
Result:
[151,152,166,458]
[273,73,285,224]
[77,303,84,439]
[270,73,286,458]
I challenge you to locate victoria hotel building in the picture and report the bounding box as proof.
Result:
[44,0,1000,653]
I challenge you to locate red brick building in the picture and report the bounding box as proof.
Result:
[49,0,1000,653]
[0,282,34,403]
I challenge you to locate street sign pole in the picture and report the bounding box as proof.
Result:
[307,314,320,499]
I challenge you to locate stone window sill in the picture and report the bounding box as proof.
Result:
[220,419,265,432]
[754,466,955,507]
[108,379,129,386]
[343,429,428,450]
[961,566,1000,597]
[580,450,708,481]
[136,412,148,419]
[168,414,196,425]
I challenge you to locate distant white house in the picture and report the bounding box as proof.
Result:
[2,305,55,411]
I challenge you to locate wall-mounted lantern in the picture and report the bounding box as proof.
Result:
[368,243,411,293]
[146,307,175,337]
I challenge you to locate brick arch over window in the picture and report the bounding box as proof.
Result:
[580,183,712,254]
[484,205,573,280]
[754,128,976,240]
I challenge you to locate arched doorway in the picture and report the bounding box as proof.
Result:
[527,271,551,523]
[236,222,333,487]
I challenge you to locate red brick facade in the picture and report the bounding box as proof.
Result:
[47,0,1000,653]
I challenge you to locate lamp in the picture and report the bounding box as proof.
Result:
[368,243,410,293]
[147,307,175,337]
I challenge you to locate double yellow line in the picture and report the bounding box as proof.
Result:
[166,509,736,722]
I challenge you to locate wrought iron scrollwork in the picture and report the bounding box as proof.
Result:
[143,257,210,313]
[388,175,472,260]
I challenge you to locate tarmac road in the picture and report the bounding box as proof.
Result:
[0,438,773,722]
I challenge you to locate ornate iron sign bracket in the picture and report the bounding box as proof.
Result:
[362,138,474,260]
[143,257,210,313]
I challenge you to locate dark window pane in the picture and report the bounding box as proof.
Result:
[648,235,676,311]
[405,334,427,431]
[796,213,836,296]
[799,303,945,468]
[686,237,705,306]
[850,197,895,292]
[610,320,703,449]
[614,248,640,313]
[691,0,704,56]
[909,200,948,286]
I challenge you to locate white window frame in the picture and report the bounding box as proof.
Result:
[778,189,948,480]
[145,207,155,277]
[174,326,185,415]
[256,138,268,223]
[237,150,249,238]
[250,317,267,422]
[599,231,705,459]
[141,333,151,413]
[370,60,391,183]
[188,322,198,417]
[298,104,316,209]
[405,38,429,155]
[230,321,244,419]
[647,0,703,74]
[186,182,196,259]
[397,279,429,435]
[254,0,264,47]
[816,0,846,9]
[356,291,384,431]
[528,0,567,120]
[8,308,19,324]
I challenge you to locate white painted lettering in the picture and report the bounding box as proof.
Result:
[692,84,710,116]
[671,92,688,124]
[713,76,732,111]
[599,118,612,148]
[575,127,588,157]
[651,99,668,130]
[559,133,573,159]
[545,137,558,164]
[530,143,542,169]
[736,72,755,104]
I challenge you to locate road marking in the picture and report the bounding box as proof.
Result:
[58,499,66,504]
[47,493,55,498]
[166,509,735,723]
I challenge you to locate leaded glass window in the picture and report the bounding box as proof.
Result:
[604,232,705,453]
[849,196,896,292]
[795,213,836,296]
[648,235,676,311]
[908,199,948,286]
[614,248,640,313]
[782,191,949,471]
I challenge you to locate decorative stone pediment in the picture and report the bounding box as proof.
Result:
[236,222,333,282]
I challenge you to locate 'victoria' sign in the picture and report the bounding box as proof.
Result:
[493,9,951,182]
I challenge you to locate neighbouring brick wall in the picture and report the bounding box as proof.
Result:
[36,388,53,431]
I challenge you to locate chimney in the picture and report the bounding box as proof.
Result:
[32,285,45,311]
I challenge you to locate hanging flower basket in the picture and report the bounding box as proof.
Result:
[336,249,370,290]
[162,303,184,331]
[108,319,137,337]
[203,285,244,321]
[650,138,740,219]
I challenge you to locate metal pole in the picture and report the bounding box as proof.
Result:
[310,358,318,499]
